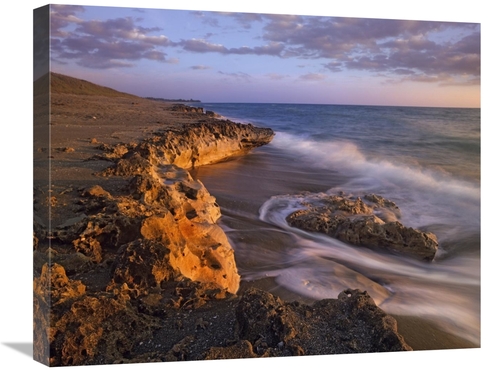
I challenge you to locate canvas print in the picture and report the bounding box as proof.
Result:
[33,4,480,367]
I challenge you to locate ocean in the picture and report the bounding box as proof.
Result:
[192,103,480,345]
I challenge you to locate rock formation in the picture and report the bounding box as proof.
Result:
[33,112,413,365]
[52,167,242,295]
[286,192,438,261]
[34,74,413,365]
[33,102,278,364]
[35,276,411,366]
[97,119,275,170]
[230,288,411,357]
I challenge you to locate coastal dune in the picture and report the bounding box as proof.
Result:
[33,73,412,366]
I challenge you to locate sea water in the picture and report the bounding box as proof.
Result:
[193,103,480,345]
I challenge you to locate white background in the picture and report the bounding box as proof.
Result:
[1,1,495,370]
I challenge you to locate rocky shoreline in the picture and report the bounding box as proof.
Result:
[34,74,413,366]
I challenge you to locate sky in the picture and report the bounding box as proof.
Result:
[42,4,480,107]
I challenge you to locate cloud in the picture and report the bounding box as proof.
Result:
[191,65,211,70]
[217,71,253,82]
[50,5,170,69]
[324,61,343,72]
[179,39,227,53]
[191,11,221,28]
[172,13,480,85]
[52,34,169,68]
[75,17,170,46]
[49,5,480,86]
[49,4,85,37]
[167,58,180,64]
[228,12,264,29]
[195,11,264,30]
[256,15,479,84]
[343,30,480,81]
[299,73,326,81]
[178,39,284,56]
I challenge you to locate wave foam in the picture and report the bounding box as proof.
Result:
[271,131,480,230]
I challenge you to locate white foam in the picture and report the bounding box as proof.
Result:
[257,198,480,344]
[271,131,480,231]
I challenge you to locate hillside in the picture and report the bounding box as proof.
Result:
[34,72,138,98]
[51,72,138,97]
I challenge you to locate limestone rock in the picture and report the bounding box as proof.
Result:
[166,277,235,310]
[33,263,87,363]
[51,293,160,366]
[33,215,47,250]
[108,229,239,300]
[33,249,94,276]
[286,192,438,261]
[81,117,273,295]
[108,239,175,298]
[82,185,111,198]
[204,340,257,360]
[169,104,204,114]
[170,218,240,294]
[54,162,240,294]
[234,288,412,356]
[33,263,86,307]
[121,118,274,169]
[205,110,221,118]
[101,119,275,171]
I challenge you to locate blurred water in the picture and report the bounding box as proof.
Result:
[194,103,480,345]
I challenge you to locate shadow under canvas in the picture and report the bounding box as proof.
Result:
[3,343,33,359]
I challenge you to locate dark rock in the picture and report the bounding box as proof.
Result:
[286,192,438,261]
[204,340,257,360]
[108,239,174,298]
[169,104,204,114]
[82,185,111,198]
[33,263,86,307]
[112,152,153,176]
[33,216,47,250]
[205,110,221,118]
[233,288,411,356]
[50,292,160,366]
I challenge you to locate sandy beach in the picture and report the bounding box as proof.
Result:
[33,73,476,366]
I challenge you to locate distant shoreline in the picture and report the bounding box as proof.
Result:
[145,97,201,103]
